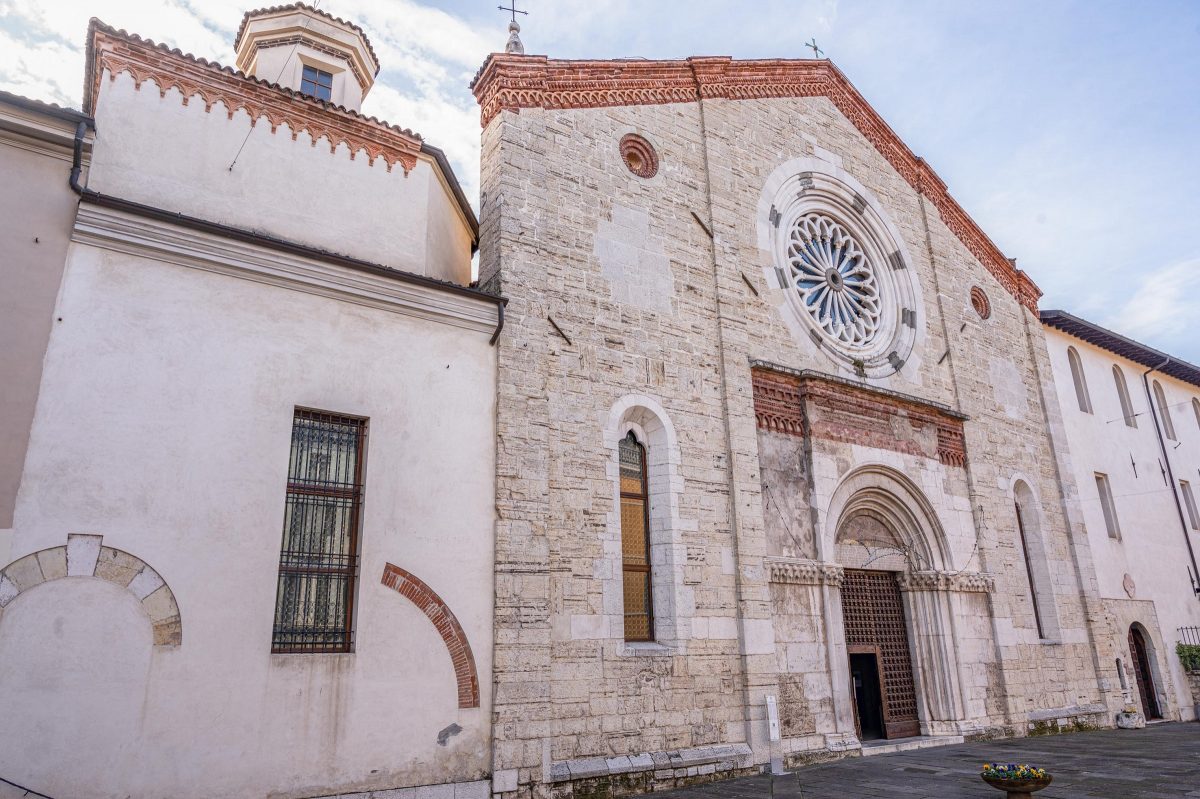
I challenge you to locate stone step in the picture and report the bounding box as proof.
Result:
[860,734,965,757]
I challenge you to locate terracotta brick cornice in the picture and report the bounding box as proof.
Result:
[751,364,968,468]
[84,19,420,174]
[470,54,1041,312]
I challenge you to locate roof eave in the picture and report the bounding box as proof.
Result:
[1040,309,1200,390]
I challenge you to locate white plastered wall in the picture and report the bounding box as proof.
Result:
[0,235,497,798]
[86,70,472,285]
[1043,327,1200,720]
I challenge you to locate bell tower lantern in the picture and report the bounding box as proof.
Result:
[234,3,380,112]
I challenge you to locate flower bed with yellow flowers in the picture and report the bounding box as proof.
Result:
[981,764,1047,781]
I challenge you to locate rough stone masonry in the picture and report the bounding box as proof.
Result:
[472,55,1122,799]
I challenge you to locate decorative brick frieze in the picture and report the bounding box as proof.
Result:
[765,557,844,587]
[380,563,480,709]
[470,55,1041,312]
[750,363,969,468]
[85,20,421,174]
[896,569,995,593]
[0,534,181,645]
[751,368,804,435]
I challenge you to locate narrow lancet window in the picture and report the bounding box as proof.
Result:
[1152,381,1176,441]
[619,431,654,641]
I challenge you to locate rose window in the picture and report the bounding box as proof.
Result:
[787,213,881,347]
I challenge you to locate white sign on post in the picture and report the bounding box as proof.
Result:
[765,694,780,742]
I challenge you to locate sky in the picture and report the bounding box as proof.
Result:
[2,0,1198,362]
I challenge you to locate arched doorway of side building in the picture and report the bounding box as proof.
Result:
[1128,624,1163,720]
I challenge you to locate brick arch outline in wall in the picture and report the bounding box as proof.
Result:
[0,534,181,646]
[380,563,480,708]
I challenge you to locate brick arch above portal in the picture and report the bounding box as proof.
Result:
[0,534,181,646]
[380,563,480,709]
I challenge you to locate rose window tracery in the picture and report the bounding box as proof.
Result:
[787,214,882,347]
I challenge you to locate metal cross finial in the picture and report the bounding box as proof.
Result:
[805,38,824,59]
[498,1,527,23]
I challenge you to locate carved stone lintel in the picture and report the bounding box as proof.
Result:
[765,557,844,587]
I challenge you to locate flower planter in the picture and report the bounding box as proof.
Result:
[981,773,1053,798]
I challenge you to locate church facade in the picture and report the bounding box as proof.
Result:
[1,5,1199,799]
[471,54,1125,797]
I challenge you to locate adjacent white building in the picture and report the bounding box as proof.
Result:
[1042,310,1200,722]
[0,6,502,798]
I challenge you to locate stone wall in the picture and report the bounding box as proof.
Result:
[478,68,1119,798]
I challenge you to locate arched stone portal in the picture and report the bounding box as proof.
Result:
[823,466,993,742]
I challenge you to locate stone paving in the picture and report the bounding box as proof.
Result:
[653,724,1200,799]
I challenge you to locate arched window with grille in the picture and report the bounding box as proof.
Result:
[1152,380,1176,441]
[619,431,654,641]
[1067,347,1092,413]
[1112,365,1137,428]
[1192,398,1200,432]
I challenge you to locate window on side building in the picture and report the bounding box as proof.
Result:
[1192,398,1200,433]
[1067,347,1092,414]
[1112,365,1137,428]
[1152,380,1176,441]
[1095,473,1121,540]
[272,409,367,653]
[301,65,334,101]
[619,431,654,642]
[1181,480,1200,531]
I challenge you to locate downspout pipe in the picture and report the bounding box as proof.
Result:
[1142,356,1200,597]
[69,120,88,195]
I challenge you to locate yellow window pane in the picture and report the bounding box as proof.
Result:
[623,570,652,640]
[621,498,648,563]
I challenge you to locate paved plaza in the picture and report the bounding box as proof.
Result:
[654,723,1200,799]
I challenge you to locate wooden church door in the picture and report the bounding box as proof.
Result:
[842,569,921,739]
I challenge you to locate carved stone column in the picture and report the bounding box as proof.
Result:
[897,570,995,736]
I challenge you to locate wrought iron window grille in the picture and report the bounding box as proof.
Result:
[271,409,367,654]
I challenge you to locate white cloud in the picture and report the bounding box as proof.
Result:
[0,0,492,202]
[2,1,1197,362]
[1108,259,1200,352]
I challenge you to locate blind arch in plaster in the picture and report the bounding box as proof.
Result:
[1067,347,1092,414]
[1112,365,1137,428]
[1152,380,1176,441]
